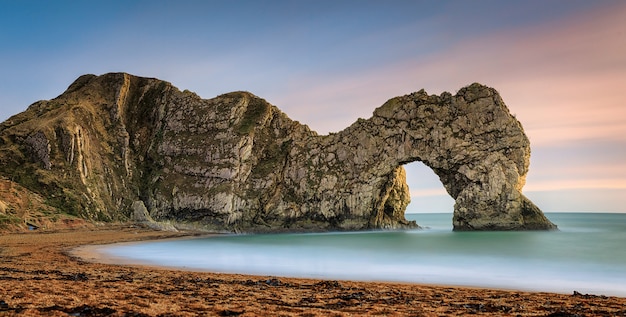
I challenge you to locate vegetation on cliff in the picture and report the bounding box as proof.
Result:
[0,73,555,232]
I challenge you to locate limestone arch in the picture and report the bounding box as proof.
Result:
[0,73,557,233]
[358,84,556,230]
[314,84,556,230]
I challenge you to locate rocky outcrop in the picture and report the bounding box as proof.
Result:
[131,200,177,232]
[0,177,91,232]
[0,73,556,232]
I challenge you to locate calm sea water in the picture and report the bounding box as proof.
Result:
[103,213,626,296]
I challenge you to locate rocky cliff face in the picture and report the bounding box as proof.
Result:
[0,73,556,232]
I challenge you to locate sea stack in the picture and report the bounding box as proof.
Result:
[0,73,556,232]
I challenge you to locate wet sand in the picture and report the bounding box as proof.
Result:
[1,225,625,316]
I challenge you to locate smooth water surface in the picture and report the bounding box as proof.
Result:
[103,213,626,296]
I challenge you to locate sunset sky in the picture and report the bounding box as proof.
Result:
[1,1,625,213]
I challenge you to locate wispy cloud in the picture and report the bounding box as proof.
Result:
[2,1,623,212]
[410,188,449,197]
[268,2,626,208]
[524,179,626,192]
[272,2,626,146]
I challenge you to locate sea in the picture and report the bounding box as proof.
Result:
[102,213,626,296]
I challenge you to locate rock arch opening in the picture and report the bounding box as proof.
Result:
[403,162,454,214]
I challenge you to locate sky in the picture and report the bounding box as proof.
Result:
[1,0,625,213]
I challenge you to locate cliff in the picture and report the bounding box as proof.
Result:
[0,73,556,232]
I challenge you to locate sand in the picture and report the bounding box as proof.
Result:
[1,225,625,316]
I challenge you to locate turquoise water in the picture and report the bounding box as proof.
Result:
[103,213,626,296]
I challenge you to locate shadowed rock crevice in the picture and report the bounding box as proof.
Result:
[0,73,556,232]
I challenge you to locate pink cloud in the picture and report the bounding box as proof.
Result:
[524,178,626,192]
[273,2,626,147]
[271,2,626,201]
[409,188,448,197]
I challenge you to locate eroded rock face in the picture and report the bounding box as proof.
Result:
[369,87,555,230]
[0,73,556,231]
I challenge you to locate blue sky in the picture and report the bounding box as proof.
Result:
[1,0,625,213]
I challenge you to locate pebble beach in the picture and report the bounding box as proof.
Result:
[1,225,625,316]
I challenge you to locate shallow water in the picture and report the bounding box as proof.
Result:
[103,213,626,296]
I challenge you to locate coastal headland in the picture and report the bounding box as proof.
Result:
[1,226,624,316]
[0,73,554,232]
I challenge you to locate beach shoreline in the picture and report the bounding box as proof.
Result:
[1,225,625,316]
[68,239,534,296]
